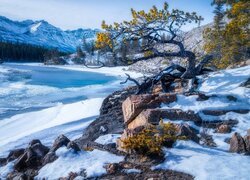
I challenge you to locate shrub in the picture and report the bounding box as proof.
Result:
[122,122,185,156]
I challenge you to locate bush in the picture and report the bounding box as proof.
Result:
[122,122,185,156]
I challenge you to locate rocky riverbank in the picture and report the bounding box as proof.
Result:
[0,65,250,179]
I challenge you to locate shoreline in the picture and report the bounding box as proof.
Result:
[1,62,143,78]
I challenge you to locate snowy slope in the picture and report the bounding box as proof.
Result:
[0,16,99,52]
[158,65,250,180]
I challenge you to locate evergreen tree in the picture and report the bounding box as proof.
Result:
[203,0,249,68]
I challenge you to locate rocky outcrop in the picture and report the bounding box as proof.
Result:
[127,109,201,130]
[14,139,49,171]
[0,148,25,167]
[43,134,80,166]
[122,93,177,125]
[75,86,137,149]
[117,93,202,152]
[1,134,80,179]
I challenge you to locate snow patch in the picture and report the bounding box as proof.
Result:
[29,22,42,33]
[0,161,15,179]
[37,147,124,179]
[154,141,250,180]
[95,134,121,145]
[0,98,103,149]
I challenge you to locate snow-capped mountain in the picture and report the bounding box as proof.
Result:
[0,16,99,52]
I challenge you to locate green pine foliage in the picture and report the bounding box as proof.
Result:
[0,41,66,62]
[203,0,250,69]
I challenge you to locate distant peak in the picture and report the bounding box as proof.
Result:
[30,22,42,33]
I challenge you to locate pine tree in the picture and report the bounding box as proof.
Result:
[203,0,249,68]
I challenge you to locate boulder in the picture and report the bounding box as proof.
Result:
[122,94,176,125]
[14,140,49,171]
[127,109,161,130]
[175,124,200,143]
[0,158,7,166]
[127,109,201,130]
[229,133,246,153]
[42,152,58,166]
[122,94,161,125]
[67,141,81,152]
[104,163,122,174]
[244,135,250,153]
[215,124,232,133]
[50,134,70,152]
[7,149,25,162]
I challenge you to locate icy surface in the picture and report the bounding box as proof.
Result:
[37,147,124,179]
[0,63,139,157]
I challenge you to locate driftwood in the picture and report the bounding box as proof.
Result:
[121,63,209,95]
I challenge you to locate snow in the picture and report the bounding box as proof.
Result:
[158,66,250,179]
[0,161,15,179]
[123,169,141,174]
[154,141,250,180]
[198,65,250,97]
[0,98,103,154]
[36,147,124,179]
[30,22,42,33]
[0,16,98,52]
[43,65,142,78]
[162,94,249,113]
[95,134,121,145]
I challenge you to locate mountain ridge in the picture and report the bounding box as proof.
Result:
[0,16,99,53]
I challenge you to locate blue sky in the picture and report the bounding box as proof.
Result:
[0,0,214,31]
